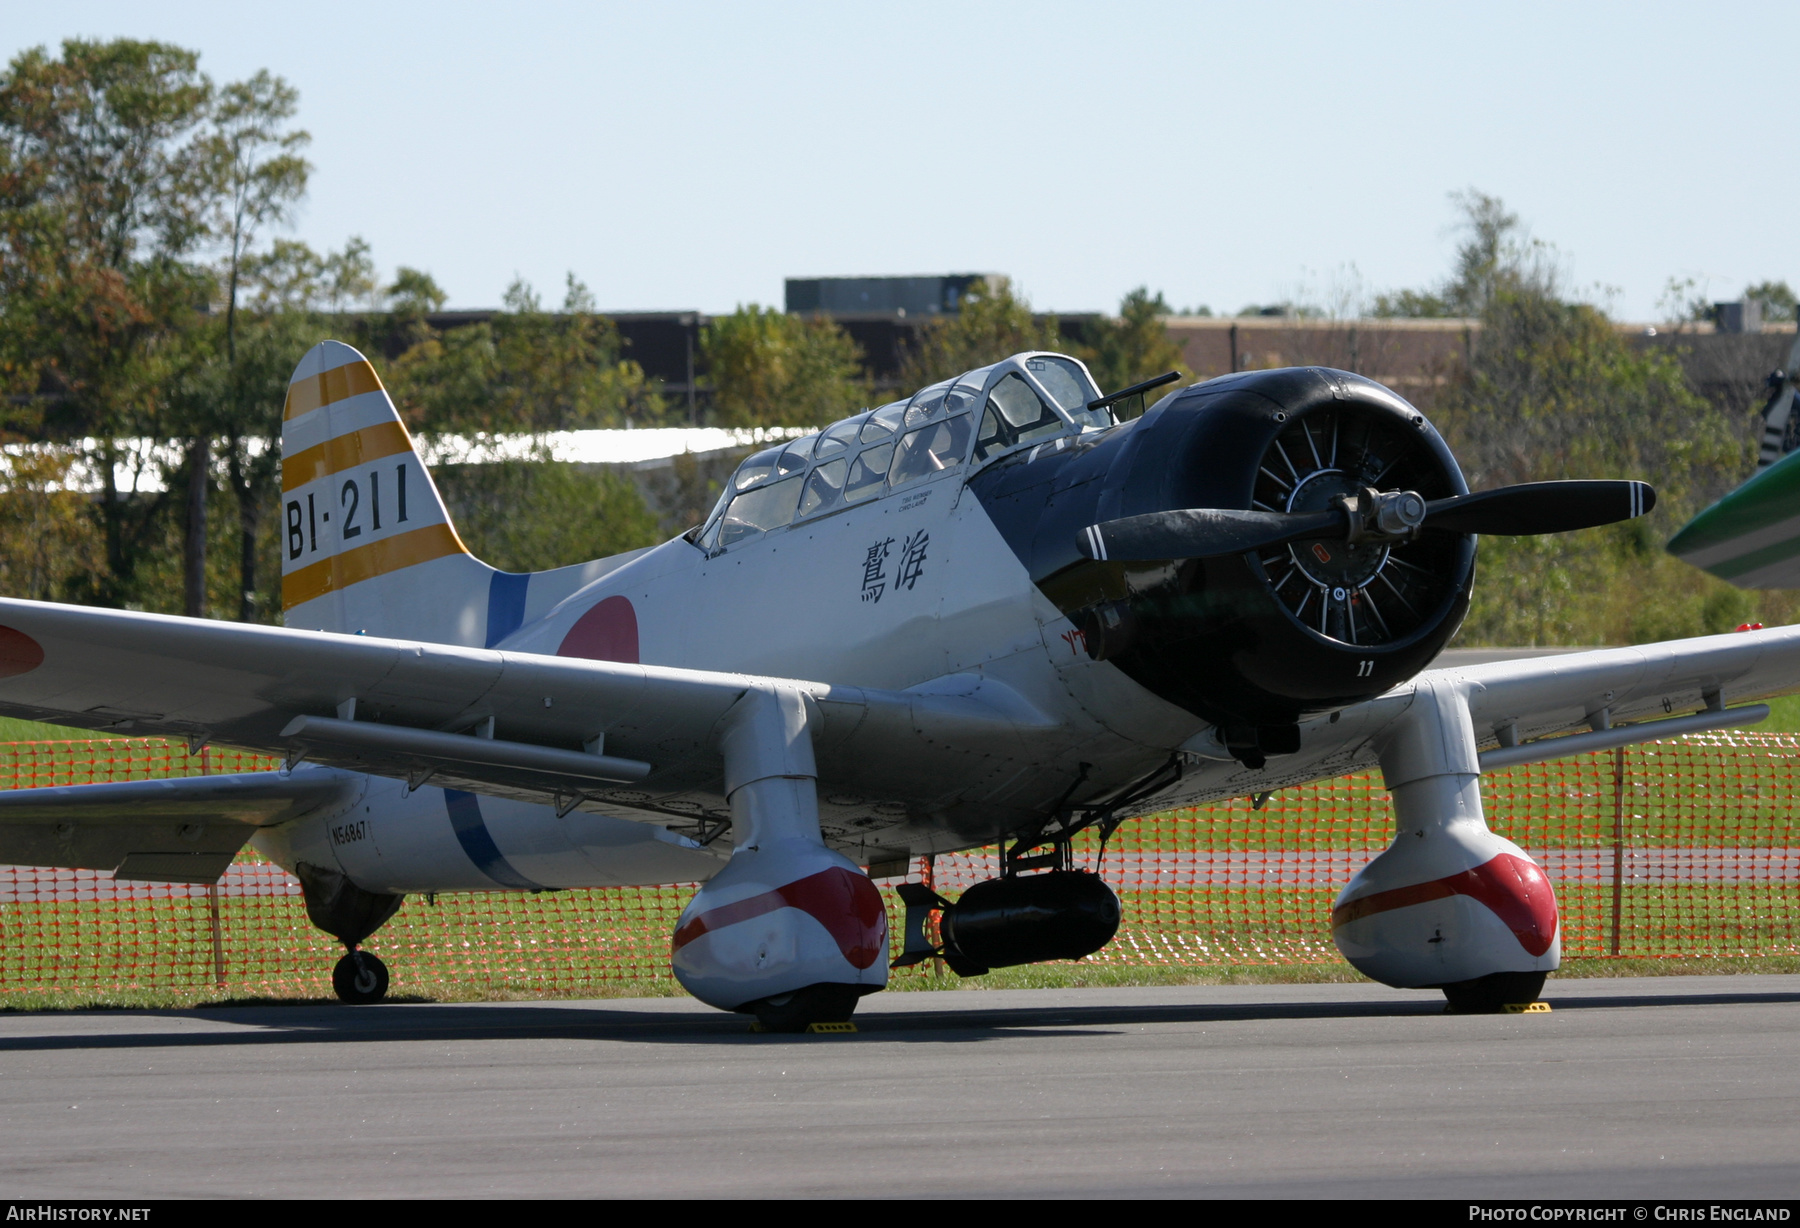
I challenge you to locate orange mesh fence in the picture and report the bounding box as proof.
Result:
[0,732,1796,999]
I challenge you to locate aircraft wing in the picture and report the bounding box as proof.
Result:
[1161,627,1800,811]
[0,598,1061,820]
[1666,446,1800,588]
[0,768,361,883]
[1437,626,1800,751]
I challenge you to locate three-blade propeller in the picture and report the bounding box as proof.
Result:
[1075,480,1656,563]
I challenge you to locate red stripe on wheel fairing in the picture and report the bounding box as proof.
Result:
[670,866,887,969]
[1330,852,1559,957]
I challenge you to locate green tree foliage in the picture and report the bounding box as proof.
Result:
[185,67,310,618]
[0,39,222,608]
[699,305,868,427]
[0,39,675,622]
[1372,190,1558,319]
[435,459,662,572]
[0,449,107,601]
[1235,302,1320,319]
[387,274,664,433]
[1431,241,1792,643]
[1437,295,1733,499]
[1745,279,1798,324]
[897,279,1063,389]
[1080,287,1193,408]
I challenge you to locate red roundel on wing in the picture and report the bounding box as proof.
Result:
[557,595,639,663]
[0,626,44,678]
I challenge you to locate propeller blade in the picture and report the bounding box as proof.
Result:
[1076,507,1344,562]
[1423,480,1655,535]
[1075,480,1656,563]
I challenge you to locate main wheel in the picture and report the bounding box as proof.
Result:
[1442,970,1546,1014]
[746,983,863,1033]
[332,950,390,1004]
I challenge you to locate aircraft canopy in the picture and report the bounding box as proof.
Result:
[698,352,1105,553]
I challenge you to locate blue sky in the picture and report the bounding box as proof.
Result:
[4,1,1794,319]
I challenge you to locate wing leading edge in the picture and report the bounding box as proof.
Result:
[0,597,1063,822]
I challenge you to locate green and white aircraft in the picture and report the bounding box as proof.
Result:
[1669,335,1800,587]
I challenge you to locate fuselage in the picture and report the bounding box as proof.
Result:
[261,356,1474,898]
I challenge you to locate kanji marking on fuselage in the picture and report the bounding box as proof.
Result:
[860,538,894,603]
[896,531,928,592]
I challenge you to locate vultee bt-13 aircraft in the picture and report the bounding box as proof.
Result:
[0,342,1795,1028]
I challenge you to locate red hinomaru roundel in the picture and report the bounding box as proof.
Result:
[557,596,638,663]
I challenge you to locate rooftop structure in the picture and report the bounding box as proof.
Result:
[785,274,1002,319]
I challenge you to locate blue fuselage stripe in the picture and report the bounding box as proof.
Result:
[485,571,531,648]
[444,789,542,889]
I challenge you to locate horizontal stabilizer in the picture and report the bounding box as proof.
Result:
[0,768,359,882]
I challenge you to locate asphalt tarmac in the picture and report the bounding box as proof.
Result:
[0,975,1796,1199]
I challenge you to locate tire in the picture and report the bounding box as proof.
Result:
[1442,970,1547,1014]
[748,983,863,1033]
[332,950,390,1004]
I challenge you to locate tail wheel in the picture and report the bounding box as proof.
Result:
[1250,404,1464,646]
[333,949,390,1004]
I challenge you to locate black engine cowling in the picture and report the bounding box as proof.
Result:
[968,366,1476,731]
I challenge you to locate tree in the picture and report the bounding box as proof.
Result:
[386,273,666,433]
[190,68,310,619]
[388,265,447,315]
[1360,192,1793,643]
[0,39,216,608]
[492,275,664,430]
[0,448,106,602]
[1745,280,1798,325]
[896,278,1063,389]
[1371,189,1558,319]
[701,305,867,427]
[435,457,662,572]
[200,235,382,623]
[1081,287,1193,409]
[1440,280,1755,645]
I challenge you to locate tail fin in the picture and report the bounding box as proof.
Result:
[280,340,498,645]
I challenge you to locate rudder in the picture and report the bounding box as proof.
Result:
[280,340,496,645]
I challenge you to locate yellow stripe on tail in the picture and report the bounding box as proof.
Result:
[280,341,493,645]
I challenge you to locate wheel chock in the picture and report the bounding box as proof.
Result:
[749,1020,858,1034]
[1502,1001,1552,1014]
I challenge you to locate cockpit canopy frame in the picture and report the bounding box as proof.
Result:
[694,352,1108,555]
